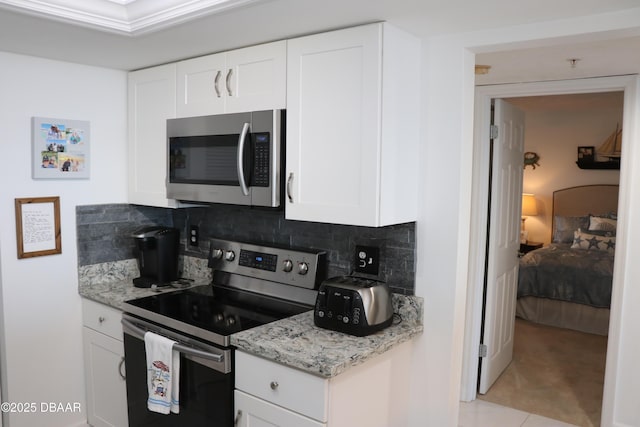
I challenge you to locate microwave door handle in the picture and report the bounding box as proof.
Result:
[237,122,250,196]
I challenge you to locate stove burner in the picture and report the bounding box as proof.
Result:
[123,284,312,345]
[123,239,326,347]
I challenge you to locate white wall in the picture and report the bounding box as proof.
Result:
[519,97,622,243]
[0,52,127,427]
[411,8,640,427]
[410,36,476,426]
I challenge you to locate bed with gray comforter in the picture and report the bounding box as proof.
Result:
[515,184,618,335]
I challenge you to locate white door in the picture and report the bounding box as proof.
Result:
[478,99,525,394]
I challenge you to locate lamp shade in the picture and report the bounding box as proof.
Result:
[522,193,538,216]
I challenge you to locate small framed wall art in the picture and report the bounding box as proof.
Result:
[577,146,595,163]
[15,196,62,259]
[32,117,90,179]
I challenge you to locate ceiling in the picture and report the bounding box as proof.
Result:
[1,0,640,79]
[475,36,640,86]
[0,0,264,35]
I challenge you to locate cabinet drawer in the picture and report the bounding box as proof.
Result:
[235,351,328,422]
[82,299,123,341]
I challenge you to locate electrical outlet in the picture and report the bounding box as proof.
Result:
[189,225,199,247]
[354,245,380,275]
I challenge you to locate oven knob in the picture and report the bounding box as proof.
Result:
[211,248,223,260]
[282,259,293,272]
[225,250,235,261]
[297,262,309,275]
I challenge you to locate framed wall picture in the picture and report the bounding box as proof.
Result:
[577,146,595,163]
[32,117,90,179]
[15,196,62,259]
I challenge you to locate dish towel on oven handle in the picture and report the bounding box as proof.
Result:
[144,331,180,414]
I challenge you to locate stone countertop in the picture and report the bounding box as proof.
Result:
[78,260,423,379]
[78,258,212,309]
[231,294,423,378]
[79,279,207,310]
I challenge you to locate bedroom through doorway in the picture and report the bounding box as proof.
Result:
[478,92,622,427]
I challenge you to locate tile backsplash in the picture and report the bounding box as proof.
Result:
[76,204,416,294]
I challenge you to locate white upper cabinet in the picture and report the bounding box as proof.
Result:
[285,23,420,227]
[128,63,180,208]
[176,53,226,116]
[176,40,286,117]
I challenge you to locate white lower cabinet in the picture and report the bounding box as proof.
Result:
[234,340,412,427]
[235,391,325,427]
[82,299,128,427]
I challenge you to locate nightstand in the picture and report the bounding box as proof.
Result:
[520,241,543,255]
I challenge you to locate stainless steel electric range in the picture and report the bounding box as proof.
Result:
[121,238,326,427]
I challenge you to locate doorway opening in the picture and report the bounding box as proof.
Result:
[477,92,622,426]
[461,76,635,427]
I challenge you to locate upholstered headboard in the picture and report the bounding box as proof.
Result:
[551,185,619,243]
[553,185,619,217]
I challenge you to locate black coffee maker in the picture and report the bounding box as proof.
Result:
[132,226,179,288]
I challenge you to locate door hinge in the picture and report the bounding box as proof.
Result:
[479,344,488,358]
[490,125,499,139]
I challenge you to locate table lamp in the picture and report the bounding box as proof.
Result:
[521,193,538,242]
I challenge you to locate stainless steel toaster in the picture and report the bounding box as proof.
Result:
[313,276,394,336]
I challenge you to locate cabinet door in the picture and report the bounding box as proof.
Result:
[176,53,226,117]
[285,24,382,226]
[225,41,286,113]
[235,391,325,427]
[83,327,128,427]
[128,64,179,207]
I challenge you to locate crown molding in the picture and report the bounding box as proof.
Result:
[0,0,263,35]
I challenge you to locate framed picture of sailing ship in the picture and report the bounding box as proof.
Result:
[577,146,595,162]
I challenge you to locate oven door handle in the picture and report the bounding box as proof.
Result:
[121,318,225,363]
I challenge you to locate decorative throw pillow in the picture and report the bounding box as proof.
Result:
[553,215,590,243]
[571,228,616,253]
[589,216,617,235]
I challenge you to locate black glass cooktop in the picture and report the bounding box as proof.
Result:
[123,285,311,347]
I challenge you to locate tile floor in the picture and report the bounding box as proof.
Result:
[459,400,579,427]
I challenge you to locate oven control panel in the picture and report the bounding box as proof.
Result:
[238,250,278,272]
[208,239,326,289]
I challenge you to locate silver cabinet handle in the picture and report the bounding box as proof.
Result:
[118,357,126,381]
[237,122,250,196]
[286,172,294,203]
[214,70,222,98]
[226,68,233,96]
[270,381,279,390]
[234,410,242,426]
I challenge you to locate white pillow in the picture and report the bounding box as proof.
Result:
[588,216,617,234]
[571,228,616,253]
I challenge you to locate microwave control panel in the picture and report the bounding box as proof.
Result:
[252,132,270,187]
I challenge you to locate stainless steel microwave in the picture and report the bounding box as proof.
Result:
[167,110,283,207]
